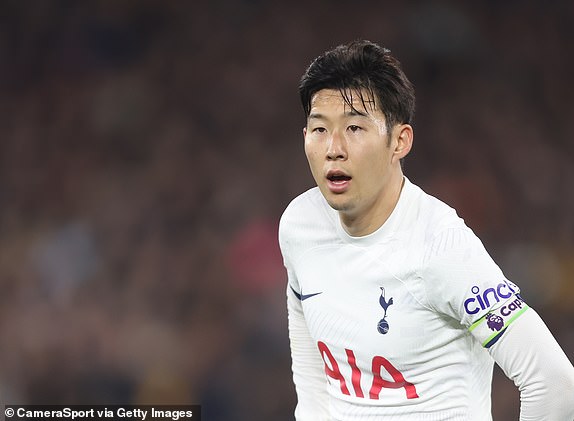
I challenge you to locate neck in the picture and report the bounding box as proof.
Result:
[339,172,405,237]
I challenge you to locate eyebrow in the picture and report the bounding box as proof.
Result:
[308,109,369,121]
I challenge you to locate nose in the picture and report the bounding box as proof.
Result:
[326,131,347,161]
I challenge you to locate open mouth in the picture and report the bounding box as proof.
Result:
[326,171,352,193]
[327,172,352,183]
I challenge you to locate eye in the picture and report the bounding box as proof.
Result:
[348,125,362,133]
[312,127,327,134]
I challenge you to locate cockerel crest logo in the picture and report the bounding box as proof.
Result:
[377,287,394,334]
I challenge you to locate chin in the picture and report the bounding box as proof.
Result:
[325,195,354,213]
[317,184,353,210]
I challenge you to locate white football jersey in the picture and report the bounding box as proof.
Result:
[279,178,530,420]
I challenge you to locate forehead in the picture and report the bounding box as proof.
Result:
[310,89,380,114]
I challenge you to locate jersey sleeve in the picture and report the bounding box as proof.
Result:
[286,271,331,420]
[279,213,330,420]
[422,227,574,417]
[422,226,528,348]
[488,308,574,420]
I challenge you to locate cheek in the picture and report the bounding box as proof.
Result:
[304,145,322,173]
[304,141,320,161]
[369,143,392,167]
[362,150,389,179]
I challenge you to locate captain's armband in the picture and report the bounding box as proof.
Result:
[468,294,529,348]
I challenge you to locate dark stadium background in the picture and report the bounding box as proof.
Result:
[1,1,573,419]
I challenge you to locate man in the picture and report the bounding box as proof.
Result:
[279,40,574,420]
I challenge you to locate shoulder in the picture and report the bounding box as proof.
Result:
[403,179,467,240]
[280,187,326,226]
[279,187,333,242]
[278,187,337,259]
[406,182,509,322]
[404,180,485,265]
[279,187,327,237]
[391,179,478,280]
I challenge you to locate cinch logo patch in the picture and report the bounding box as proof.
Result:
[463,279,519,315]
[469,294,529,348]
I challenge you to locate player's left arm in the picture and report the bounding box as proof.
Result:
[422,225,574,419]
[488,307,574,420]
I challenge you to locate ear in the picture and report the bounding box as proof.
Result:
[392,124,413,163]
[303,127,307,138]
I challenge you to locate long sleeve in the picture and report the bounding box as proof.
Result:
[489,308,574,420]
[286,267,330,420]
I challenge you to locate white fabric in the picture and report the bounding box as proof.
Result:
[279,177,574,420]
[489,309,574,420]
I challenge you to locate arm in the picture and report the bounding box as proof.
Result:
[279,203,330,420]
[489,308,574,420]
[421,226,574,418]
[287,278,330,420]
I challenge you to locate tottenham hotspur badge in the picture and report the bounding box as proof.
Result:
[377,287,394,334]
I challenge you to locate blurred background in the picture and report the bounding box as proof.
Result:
[0,1,573,419]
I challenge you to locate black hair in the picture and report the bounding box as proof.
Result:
[299,40,415,133]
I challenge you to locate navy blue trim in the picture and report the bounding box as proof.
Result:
[485,327,508,348]
[290,286,302,301]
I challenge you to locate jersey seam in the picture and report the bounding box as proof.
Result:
[418,226,475,316]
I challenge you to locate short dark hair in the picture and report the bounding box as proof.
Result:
[299,40,415,132]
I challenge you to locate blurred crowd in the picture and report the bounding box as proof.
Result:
[0,1,573,419]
